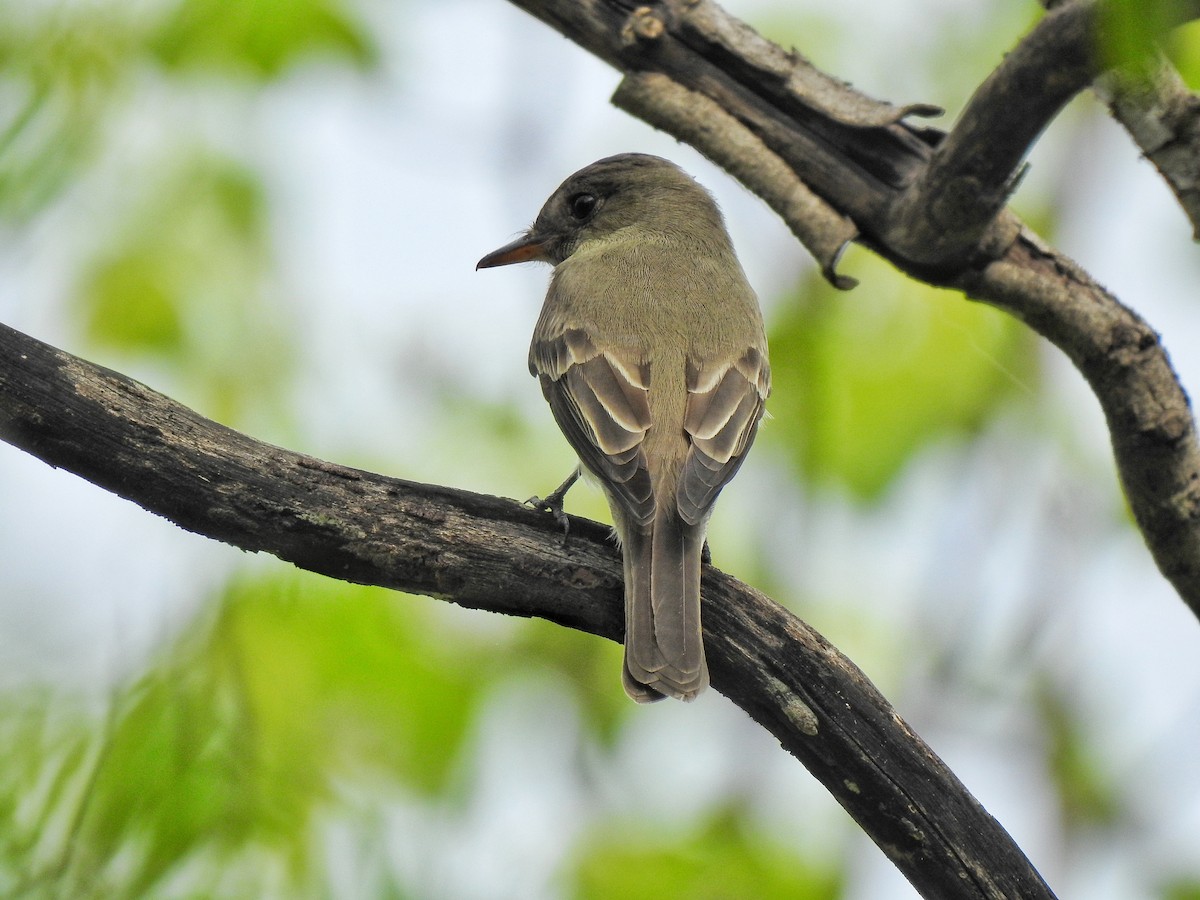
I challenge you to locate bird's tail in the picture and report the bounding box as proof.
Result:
[621,509,708,702]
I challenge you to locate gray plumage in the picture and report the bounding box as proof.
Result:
[478,153,770,702]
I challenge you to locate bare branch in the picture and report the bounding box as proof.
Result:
[1035,0,1200,237]
[887,1,1099,267]
[506,0,944,277]
[612,71,860,288]
[1098,57,1200,237]
[0,320,1057,898]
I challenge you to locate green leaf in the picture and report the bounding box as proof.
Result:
[573,809,842,900]
[78,154,266,353]
[81,251,187,353]
[75,152,299,428]
[1167,22,1200,90]
[212,572,487,799]
[0,7,139,220]
[1035,681,1121,829]
[1162,878,1200,900]
[0,570,496,897]
[766,252,1037,500]
[1099,0,1194,71]
[149,0,376,79]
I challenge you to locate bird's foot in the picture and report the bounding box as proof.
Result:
[525,468,580,539]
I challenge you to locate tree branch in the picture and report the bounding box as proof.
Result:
[506,0,944,279]
[503,0,1200,623]
[0,320,1056,898]
[886,0,1100,266]
[1098,55,1200,237]
[1037,0,1200,237]
[962,233,1200,606]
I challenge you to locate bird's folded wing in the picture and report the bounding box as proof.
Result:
[679,347,771,526]
[531,328,655,526]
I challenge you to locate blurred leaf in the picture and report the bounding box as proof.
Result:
[76,151,297,428]
[82,251,187,353]
[508,620,632,743]
[79,153,266,353]
[1100,0,1193,71]
[0,0,374,217]
[0,6,138,220]
[1167,21,1200,90]
[573,808,842,900]
[0,571,492,896]
[78,673,262,895]
[1035,681,1121,829]
[767,253,1037,500]
[1163,879,1200,900]
[149,0,376,79]
[213,573,486,799]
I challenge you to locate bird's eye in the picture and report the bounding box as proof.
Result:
[568,192,597,220]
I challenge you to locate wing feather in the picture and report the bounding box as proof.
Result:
[678,347,770,526]
[531,328,655,526]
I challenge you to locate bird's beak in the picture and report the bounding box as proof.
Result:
[476,232,552,269]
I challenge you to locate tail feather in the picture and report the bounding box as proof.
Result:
[622,510,709,702]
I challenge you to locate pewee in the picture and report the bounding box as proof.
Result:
[478,153,770,702]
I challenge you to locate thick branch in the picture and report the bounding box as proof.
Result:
[612,71,860,288]
[0,321,1055,899]
[886,0,1100,266]
[1037,0,1200,237]
[506,0,943,281]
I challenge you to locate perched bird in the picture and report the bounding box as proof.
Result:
[477,153,770,702]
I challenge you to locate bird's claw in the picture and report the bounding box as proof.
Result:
[526,492,571,539]
[526,468,581,541]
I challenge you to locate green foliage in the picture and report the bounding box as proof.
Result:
[214,575,488,800]
[1100,0,1195,72]
[1163,879,1200,900]
[572,809,843,900]
[0,5,138,220]
[148,0,376,78]
[1034,681,1121,829]
[0,0,373,221]
[0,0,378,427]
[1167,21,1200,89]
[0,572,494,897]
[75,153,296,427]
[80,156,264,354]
[766,252,1037,500]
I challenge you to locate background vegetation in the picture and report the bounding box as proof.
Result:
[2,0,1199,897]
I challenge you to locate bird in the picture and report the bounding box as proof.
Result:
[477,153,770,702]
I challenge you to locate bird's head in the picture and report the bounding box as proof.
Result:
[476,153,727,270]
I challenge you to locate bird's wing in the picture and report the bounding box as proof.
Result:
[678,346,770,526]
[530,327,655,527]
